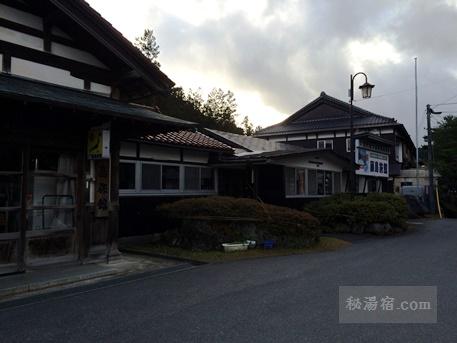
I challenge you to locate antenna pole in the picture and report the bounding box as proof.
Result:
[415,57,419,188]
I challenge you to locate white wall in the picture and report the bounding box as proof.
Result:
[183,151,209,164]
[395,142,403,163]
[51,26,72,40]
[0,27,43,50]
[139,144,180,161]
[52,43,108,69]
[0,4,43,30]
[317,133,334,139]
[268,137,286,142]
[287,135,307,141]
[335,131,346,138]
[91,82,111,96]
[275,155,343,172]
[120,142,137,157]
[11,58,84,89]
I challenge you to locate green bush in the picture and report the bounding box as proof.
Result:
[158,196,320,250]
[305,193,408,235]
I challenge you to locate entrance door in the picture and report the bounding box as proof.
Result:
[0,146,23,274]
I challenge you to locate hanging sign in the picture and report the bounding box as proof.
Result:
[88,128,110,159]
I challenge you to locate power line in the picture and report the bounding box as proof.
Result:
[356,75,457,102]
[432,101,457,107]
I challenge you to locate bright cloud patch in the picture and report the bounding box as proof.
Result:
[346,38,403,72]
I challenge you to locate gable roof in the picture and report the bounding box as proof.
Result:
[50,0,174,92]
[255,92,398,137]
[139,130,234,152]
[18,0,174,94]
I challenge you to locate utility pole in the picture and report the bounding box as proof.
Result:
[426,104,441,214]
[414,58,419,189]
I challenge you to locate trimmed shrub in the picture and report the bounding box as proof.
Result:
[158,196,320,250]
[305,193,408,235]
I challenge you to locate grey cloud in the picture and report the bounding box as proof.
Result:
[153,0,457,142]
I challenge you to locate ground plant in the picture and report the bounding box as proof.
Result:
[305,193,408,234]
[158,196,320,250]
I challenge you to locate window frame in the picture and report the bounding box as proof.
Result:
[285,167,342,198]
[317,139,334,150]
[119,160,218,196]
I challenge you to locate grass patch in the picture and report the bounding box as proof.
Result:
[121,237,350,264]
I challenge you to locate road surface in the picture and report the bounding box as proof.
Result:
[1,219,456,342]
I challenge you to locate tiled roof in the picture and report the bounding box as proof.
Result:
[141,130,234,152]
[255,115,395,136]
[255,92,397,137]
[0,74,193,126]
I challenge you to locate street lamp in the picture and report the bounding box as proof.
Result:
[349,72,375,195]
[359,81,375,99]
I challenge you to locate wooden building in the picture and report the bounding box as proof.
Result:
[0,0,196,273]
[205,129,352,209]
[114,128,352,236]
[254,92,416,193]
[117,130,234,236]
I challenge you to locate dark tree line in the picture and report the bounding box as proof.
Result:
[432,115,457,216]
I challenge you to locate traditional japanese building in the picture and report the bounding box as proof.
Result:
[254,92,416,193]
[118,129,234,236]
[0,0,197,273]
[205,129,352,208]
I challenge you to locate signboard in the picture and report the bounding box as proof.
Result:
[356,147,389,178]
[94,160,110,218]
[88,128,110,159]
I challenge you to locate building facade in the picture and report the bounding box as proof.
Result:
[0,0,196,273]
[205,129,351,209]
[117,130,234,236]
[254,92,416,193]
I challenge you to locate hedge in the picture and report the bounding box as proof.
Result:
[305,193,408,235]
[158,196,320,250]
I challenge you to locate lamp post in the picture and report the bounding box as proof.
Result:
[349,73,375,195]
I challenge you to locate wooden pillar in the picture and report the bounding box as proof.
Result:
[75,151,86,262]
[18,143,30,271]
[107,123,120,261]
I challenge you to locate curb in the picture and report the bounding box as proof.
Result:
[120,247,207,266]
[0,269,118,301]
[0,263,196,309]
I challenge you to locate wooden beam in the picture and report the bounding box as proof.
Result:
[0,40,120,85]
[0,17,84,50]
[75,151,86,262]
[2,51,11,72]
[18,142,30,271]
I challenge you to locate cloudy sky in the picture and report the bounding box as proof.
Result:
[87,0,457,143]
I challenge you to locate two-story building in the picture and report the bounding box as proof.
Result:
[0,0,200,273]
[254,92,416,193]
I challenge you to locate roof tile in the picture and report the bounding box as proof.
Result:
[141,130,234,152]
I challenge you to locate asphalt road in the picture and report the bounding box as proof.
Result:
[1,219,457,343]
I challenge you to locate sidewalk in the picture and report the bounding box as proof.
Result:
[0,254,180,302]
